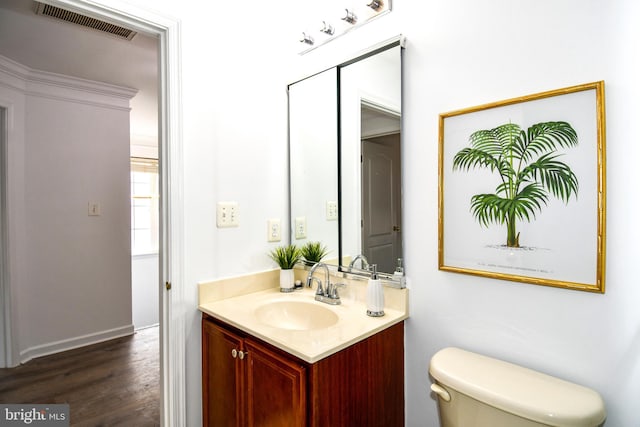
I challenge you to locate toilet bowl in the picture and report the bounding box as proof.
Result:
[429,347,606,427]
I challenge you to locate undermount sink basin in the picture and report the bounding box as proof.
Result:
[254,300,339,331]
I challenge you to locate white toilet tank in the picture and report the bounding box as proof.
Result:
[429,347,606,427]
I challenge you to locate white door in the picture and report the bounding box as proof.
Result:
[361,133,402,273]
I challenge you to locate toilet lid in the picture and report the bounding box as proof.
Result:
[429,347,606,427]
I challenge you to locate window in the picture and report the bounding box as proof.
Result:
[131,157,159,255]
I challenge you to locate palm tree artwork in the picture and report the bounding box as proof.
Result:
[452,121,579,248]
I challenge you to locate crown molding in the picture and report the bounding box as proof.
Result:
[0,54,137,110]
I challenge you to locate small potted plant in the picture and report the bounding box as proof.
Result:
[268,244,302,292]
[300,241,329,266]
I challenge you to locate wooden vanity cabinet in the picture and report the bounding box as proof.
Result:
[202,313,404,427]
[202,315,306,427]
[244,339,306,426]
[202,318,244,426]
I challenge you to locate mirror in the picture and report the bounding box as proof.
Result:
[288,68,340,266]
[288,39,403,275]
[339,46,402,274]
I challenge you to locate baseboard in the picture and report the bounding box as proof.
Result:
[135,323,159,331]
[19,324,135,364]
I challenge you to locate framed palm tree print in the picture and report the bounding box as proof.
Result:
[438,81,606,293]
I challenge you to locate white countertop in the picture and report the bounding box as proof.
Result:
[198,273,408,363]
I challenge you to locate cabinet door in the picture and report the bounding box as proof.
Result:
[202,319,245,427]
[244,339,306,427]
[308,321,405,427]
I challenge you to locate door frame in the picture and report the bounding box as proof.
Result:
[0,105,9,369]
[0,1,186,425]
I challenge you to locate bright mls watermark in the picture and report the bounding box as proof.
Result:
[0,404,69,426]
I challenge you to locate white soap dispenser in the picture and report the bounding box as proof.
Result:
[366,264,385,317]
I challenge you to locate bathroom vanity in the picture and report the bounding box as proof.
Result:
[202,314,404,426]
[198,269,408,426]
[199,35,408,427]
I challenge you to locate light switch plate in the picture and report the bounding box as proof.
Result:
[326,201,338,221]
[216,202,239,228]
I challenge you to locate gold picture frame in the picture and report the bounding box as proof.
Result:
[438,81,606,292]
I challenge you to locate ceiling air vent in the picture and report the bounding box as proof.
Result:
[34,2,137,41]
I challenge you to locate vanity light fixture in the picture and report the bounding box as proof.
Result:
[300,32,314,45]
[320,21,335,35]
[297,1,392,54]
[367,0,382,11]
[341,9,357,25]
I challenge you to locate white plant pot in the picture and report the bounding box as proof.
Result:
[279,268,295,292]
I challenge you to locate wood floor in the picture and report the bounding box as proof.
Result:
[0,326,160,426]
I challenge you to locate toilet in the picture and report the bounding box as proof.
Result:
[429,347,606,427]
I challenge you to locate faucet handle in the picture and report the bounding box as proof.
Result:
[308,277,323,296]
[329,282,345,299]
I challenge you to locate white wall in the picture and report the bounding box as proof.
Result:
[397,1,640,426]
[0,55,136,363]
[105,0,638,425]
[111,2,298,423]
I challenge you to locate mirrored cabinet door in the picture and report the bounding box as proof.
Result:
[288,38,404,277]
[288,68,340,267]
[340,45,402,274]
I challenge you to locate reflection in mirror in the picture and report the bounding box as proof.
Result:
[340,46,402,274]
[288,68,340,266]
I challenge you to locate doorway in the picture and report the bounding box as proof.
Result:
[361,133,402,274]
[131,156,160,330]
[360,101,402,274]
[0,1,184,424]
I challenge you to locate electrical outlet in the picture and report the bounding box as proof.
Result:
[295,216,307,239]
[267,218,281,242]
[326,201,338,221]
[216,202,239,228]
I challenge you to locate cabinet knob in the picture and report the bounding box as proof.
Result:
[238,351,247,360]
[231,349,238,358]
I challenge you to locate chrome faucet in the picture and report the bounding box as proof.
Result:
[306,262,343,305]
[306,262,329,295]
[348,254,369,272]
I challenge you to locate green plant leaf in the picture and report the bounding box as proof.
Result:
[268,244,302,269]
[520,121,578,162]
[519,153,579,203]
[452,148,501,172]
[300,241,328,263]
[454,120,579,246]
[470,184,549,228]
